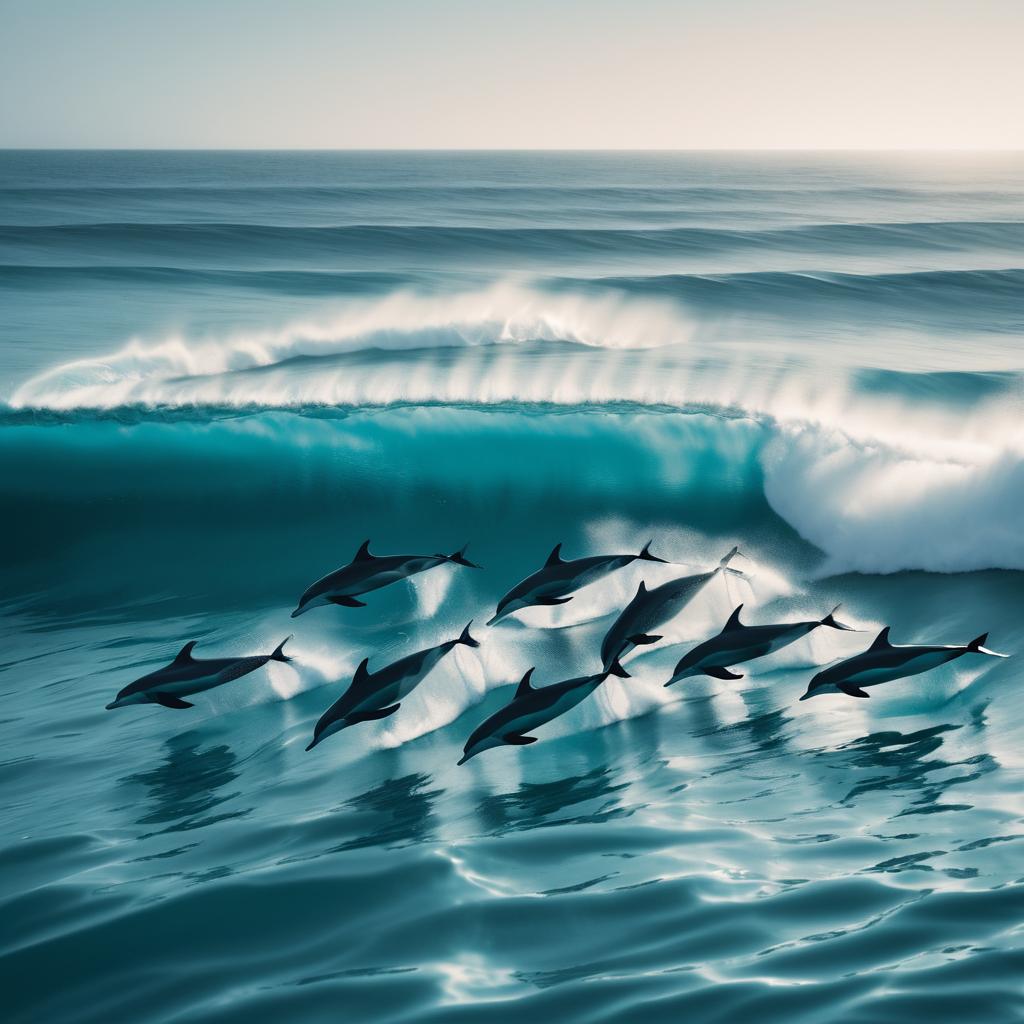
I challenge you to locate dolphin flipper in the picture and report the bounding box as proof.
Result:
[704,666,743,680]
[328,595,367,608]
[628,633,663,646]
[838,683,870,698]
[347,703,401,723]
[535,596,573,606]
[504,734,537,745]
[151,693,194,709]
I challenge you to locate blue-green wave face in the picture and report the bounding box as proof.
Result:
[1,151,1022,1024]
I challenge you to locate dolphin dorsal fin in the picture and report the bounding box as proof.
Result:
[515,668,535,698]
[173,641,198,664]
[635,580,648,598]
[353,656,371,684]
[353,539,373,562]
[545,543,564,567]
[723,605,744,631]
[869,626,892,650]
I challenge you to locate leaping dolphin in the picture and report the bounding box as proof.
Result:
[800,627,1008,700]
[458,665,620,764]
[291,539,480,617]
[106,636,292,710]
[665,604,856,685]
[306,622,480,749]
[599,547,747,673]
[486,540,666,626]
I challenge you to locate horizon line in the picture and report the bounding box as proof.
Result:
[3,146,1024,154]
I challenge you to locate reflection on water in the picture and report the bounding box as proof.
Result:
[120,733,246,833]
[330,772,441,852]
[474,765,631,836]
[827,724,998,812]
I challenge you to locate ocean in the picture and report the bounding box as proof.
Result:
[1,150,1021,1023]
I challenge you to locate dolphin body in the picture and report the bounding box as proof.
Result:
[291,539,480,617]
[106,637,292,710]
[458,666,619,764]
[665,604,856,685]
[599,547,746,673]
[486,541,666,626]
[306,622,480,749]
[800,627,1008,700]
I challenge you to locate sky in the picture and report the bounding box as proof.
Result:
[1,0,1022,150]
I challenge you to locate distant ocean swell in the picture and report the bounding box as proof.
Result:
[4,219,1024,268]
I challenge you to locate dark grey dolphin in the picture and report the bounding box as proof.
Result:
[800,627,1008,700]
[106,637,292,710]
[665,604,856,685]
[486,540,666,626]
[291,539,480,617]
[599,546,747,673]
[458,665,620,764]
[306,622,480,749]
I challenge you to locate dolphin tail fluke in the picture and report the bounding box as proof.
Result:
[448,545,482,569]
[820,606,857,632]
[967,633,1009,657]
[720,546,741,567]
[271,636,293,662]
[638,540,667,563]
[724,566,752,581]
[607,660,631,679]
[458,621,481,648]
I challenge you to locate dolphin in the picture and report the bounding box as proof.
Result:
[291,539,481,617]
[106,636,292,710]
[599,547,747,673]
[665,604,856,685]
[306,622,480,749]
[458,665,620,764]
[486,540,666,626]
[800,627,1008,700]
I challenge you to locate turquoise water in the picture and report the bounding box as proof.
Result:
[1,151,1022,1023]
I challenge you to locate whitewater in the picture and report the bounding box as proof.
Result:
[1,150,1022,1024]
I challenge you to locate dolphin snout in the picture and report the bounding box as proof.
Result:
[290,605,308,619]
[305,736,320,751]
[105,700,120,710]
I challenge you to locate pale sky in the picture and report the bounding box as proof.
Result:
[1,0,1022,149]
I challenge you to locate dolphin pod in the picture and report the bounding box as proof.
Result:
[487,540,666,626]
[306,622,480,750]
[459,667,620,764]
[104,538,1009,763]
[106,637,292,709]
[666,604,857,685]
[599,547,748,675]
[291,539,480,617]
[800,627,1008,700]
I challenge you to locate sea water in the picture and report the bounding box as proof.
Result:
[1,150,1022,1023]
